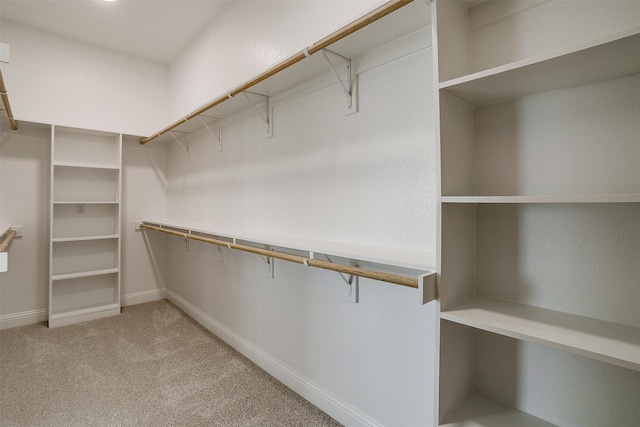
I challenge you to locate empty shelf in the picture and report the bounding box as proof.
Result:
[52,268,119,282]
[143,218,435,271]
[441,392,554,427]
[439,28,640,106]
[49,303,120,328]
[52,234,119,243]
[441,194,640,204]
[441,295,640,371]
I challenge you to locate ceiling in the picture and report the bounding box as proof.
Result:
[0,0,229,64]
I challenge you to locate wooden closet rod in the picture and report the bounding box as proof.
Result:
[0,69,18,131]
[141,223,419,289]
[0,229,17,253]
[140,0,413,145]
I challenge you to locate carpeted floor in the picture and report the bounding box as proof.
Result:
[0,300,342,427]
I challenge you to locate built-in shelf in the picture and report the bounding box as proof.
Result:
[439,28,640,106]
[143,218,435,271]
[51,267,119,282]
[52,234,119,243]
[441,295,640,371]
[53,161,119,170]
[441,392,554,427]
[53,201,119,205]
[49,303,120,328]
[145,0,429,144]
[441,194,640,204]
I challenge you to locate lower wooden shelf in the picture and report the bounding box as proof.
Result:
[441,295,640,371]
[49,302,120,328]
[441,392,554,427]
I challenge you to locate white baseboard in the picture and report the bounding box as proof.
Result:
[0,308,47,330]
[1,289,167,330]
[121,288,167,307]
[166,289,383,427]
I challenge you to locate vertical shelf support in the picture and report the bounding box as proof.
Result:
[320,49,358,115]
[198,116,223,151]
[418,272,436,305]
[241,91,273,138]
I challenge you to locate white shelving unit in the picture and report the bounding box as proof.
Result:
[433,1,640,426]
[49,126,122,328]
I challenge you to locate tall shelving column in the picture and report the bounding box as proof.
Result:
[432,1,640,426]
[49,126,122,328]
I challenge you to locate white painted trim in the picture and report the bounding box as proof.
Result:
[166,289,384,427]
[121,288,167,307]
[0,289,167,330]
[0,308,47,330]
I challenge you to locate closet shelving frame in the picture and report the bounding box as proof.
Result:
[139,0,437,300]
[433,1,640,426]
[139,0,425,146]
[49,125,123,328]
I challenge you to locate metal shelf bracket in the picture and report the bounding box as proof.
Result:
[259,248,275,278]
[321,254,359,303]
[198,116,222,152]
[320,49,358,115]
[169,131,189,158]
[242,91,273,138]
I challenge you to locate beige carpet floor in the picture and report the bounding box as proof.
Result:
[0,300,342,427]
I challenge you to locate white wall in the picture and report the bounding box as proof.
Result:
[121,136,169,306]
[0,19,169,136]
[0,122,50,327]
[163,1,437,424]
[168,0,381,121]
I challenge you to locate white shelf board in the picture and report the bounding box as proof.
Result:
[52,234,119,243]
[53,201,119,205]
[441,295,640,371]
[49,303,120,328]
[53,161,119,170]
[439,28,640,106]
[150,0,430,143]
[441,194,640,204]
[52,267,119,282]
[441,392,554,427]
[142,218,435,271]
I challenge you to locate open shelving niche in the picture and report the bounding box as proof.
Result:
[138,0,436,302]
[49,125,123,328]
[434,1,640,426]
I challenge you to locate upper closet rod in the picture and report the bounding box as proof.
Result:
[139,0,413,145]
[140,223,419,289]
[0,69,18,131]
[0,229,17,253]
